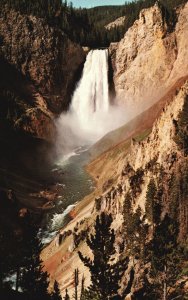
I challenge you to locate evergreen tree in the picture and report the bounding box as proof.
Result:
[123,193,148,257]
[169,173,180,221]
[123,193,133,229]
[19,226,51,300]
[64,289,70,300]
[174,95,188,155]
[0,214,27,295]
[145,179,161,226]
[147,214,184,300]
[80,275,85,300]
[1,0,187,48]
[0,223,13,292]
[73,268,79,300]
[51,280,62,300]
[78,212,133,300]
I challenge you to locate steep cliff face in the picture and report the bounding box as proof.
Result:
[0,6,85,140]
[91,80,188,213]
[109,3,188,113]
[42,74,188,297]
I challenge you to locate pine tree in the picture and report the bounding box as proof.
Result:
[123,193,133,228]
[73,268,79,300]
[78,212,133,300]
[0,223,12,292]
[19,226,51,300]
[64,289,70,300]
[80,275,85,300]
[174,95,188,154]
[51,280,62,300]
[123,193,148,256]
[0,215,26,295]
[147,214,184,300]
[145,179,161,226]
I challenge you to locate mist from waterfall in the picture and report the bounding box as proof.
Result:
[56,49,127,156]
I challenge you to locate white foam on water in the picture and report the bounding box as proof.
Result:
[56,49,127,154]
[50,204,76,231]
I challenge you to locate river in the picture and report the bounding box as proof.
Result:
[40,146,94,244]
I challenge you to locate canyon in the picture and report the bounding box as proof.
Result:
[41,2,188,299]
[0,1,188,299]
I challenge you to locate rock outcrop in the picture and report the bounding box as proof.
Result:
[105,16,126,30]
[41,3,188,298]
[0,6,85,140]
[42,77,188,299]
[109,2,188,113]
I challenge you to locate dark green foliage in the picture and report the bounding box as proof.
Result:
[145,179,161,225]
[145,179,156,223]
[0,0,62,24]
[169,173,180,220]
[147,214,185,299]
[123,195,149,258]
[0,210,51,299]
[123,193,133,229]
[174,95,188,155]
[169,161,188,238]
[74,268,79,300]
[80,275,85,300]
[180,161,188,236]
[64,289,70,300]
[78,212,132,300]
[19,226,51,300]
[0,0,187,48]
[0,222,15,291]
[51,280,62,300]
[129,167,144,196]
[0,199,31,295]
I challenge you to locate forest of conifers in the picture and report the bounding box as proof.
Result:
[0,0,187,47]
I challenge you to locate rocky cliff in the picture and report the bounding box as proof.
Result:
[0,6,85,140]
[109,2,188,114]
[41,4,188,295]
[105,16,126,30]
[42,71,188,298]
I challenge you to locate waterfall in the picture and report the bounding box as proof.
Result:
[56,49,127,155]
[70,49,110,125]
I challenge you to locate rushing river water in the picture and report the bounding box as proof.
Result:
[41,147,94,244]
[41,50,111,244]
[41,49,124,244]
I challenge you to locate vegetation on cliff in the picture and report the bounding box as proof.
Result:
[0,0,187,48]
[0,1,188,299]
[78,212,134,300]
[174,95,188,155]
[0,218,61,300]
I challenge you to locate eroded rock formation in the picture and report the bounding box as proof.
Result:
[0,6,85,140]
[109,2,188,113]
[42,3,188,296]
[42,77,188,299]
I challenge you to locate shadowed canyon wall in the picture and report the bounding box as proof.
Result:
[0,6,85,140]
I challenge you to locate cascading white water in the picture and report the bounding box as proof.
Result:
[70,49,109,124]
[56,49,127,155]
[46,50,128,241]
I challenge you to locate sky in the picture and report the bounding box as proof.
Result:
[69,0,126,8]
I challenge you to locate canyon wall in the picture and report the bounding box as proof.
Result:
[109,2,188,113]
[42,76,188,299]
[0,6,85,140]
[42,3,188,296]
